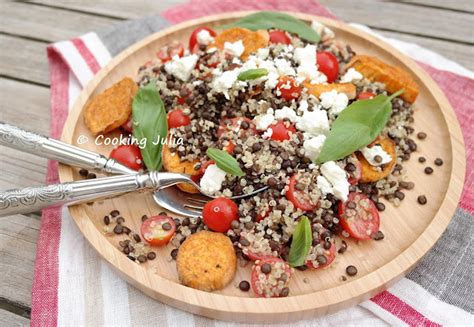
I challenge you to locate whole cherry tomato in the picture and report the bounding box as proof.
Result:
[269,30,291,45]
[168,109,191,129]
[317,51,339,83]
[109,144,143,171]
[358,92,376,100]
[203,197,239,233]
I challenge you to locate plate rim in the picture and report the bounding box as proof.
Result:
[58,11,466,321]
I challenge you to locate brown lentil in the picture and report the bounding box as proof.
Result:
[417,195,427,205]
[261,263,272,274]
[79,168,89,177]
[171,248,179,259]
[137,255,147,263]
[238,280,250,292]
[141,214,148,222]
[147,252,156,260]
[280,287,290,297]
[424,167,434,175]
[417,132,427,140]
[162,222,172,231]
[418,156,426,163]
[373,231,385,241]
[103,215,110,225]
[116,217,125,224]
[376,202,386,212]
[110,210,120,217]
[113,224,123,234]
[87,172,97,179]
[434,158,443,166]
[346,265,358,276]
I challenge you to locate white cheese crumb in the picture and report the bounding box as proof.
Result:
[294,45,317,66]
[196,29,214,46]
[316,175,333,195]
[340,68,363,83]
[257,48,269,59]
[296,108,330,135]
[360,145,392,166]
[274,58,296,76]
[200,164,227,194]
[320,90,349,115]
[320,161,350,201]
[274,106,298,122]
[211,69,240,99]
[262,128,273,139]
[303,135,326,160]
[164,54,198,81]
[224,40,245,57]
[254,108,275,130]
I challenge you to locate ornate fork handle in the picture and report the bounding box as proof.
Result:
[0,122,135,174]
[0,172,193,217]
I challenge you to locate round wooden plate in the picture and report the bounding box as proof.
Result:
[58,12,465,323]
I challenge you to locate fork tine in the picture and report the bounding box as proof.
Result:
[186,197,208,204]
[184,203,205,210]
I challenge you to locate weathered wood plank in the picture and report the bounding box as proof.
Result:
[0,215,40,309]
[0,309,30,327]
[0,1,121,42]
[28,0,188,19]
[0,35,49,86]
[399,0,474,13]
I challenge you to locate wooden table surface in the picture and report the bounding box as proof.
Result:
[0,0,472,325]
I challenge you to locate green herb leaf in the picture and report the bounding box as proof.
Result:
[288,216,312,267]
[238,68,268,81]
[132,82,168,171]
[316,90,404,163]
[220,11,320,43]
[206,147,245,177]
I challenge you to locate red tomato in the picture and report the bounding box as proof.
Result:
[168,109,191,129]
[203,197,239,233]
[358,92,376,100]
[286,174,319,211]
[251,257,292,298]
[338,192,380,240]
[317,51,339,83]
[109,144,143,171]
[190,160,214,183]
[275,76,301,101]
[347,155,362,185]
[217,117,257,138]
[121,116,133,133]
[223,141,235,154]
[306,240,336,269]
[157,41,185,62]
[269,120,296,141]
[140,215,176,246]
[189,27,217,52]
[269,30,291,45]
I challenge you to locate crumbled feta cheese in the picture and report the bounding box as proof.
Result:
[164,54,198,81]
[311,20,335,40]
[296,108,330,135]
[196,29,214,46]
[320,161,350,201]
[274,58,296,76]
[294,45,317,66]
[316,175,333,195]
[224,40,245,57]
[340,68,363,83]
[320,90,349,115]
[298,99,309,113]
[262,128,273,139]
[257,48,269,59]
[274,106,298,122]
[360,145,392,166]
[254,108,275,130]
[303,135,326,160]
[200,164,227,194]
[207,47,217,53]
[293,44,327,82]
[211,69,240,99]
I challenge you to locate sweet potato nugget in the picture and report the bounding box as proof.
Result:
[303,82,357,99]
[356,137,397,183]
[162,144,200,194]
[213,27,269,59]
[84,77,138,135]
[177,231,237,291]
[346,55,419,103]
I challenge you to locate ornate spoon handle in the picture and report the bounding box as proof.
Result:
[0,122,135,175]
[0,172,193,217]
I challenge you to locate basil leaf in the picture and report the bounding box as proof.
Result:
[206,147,245,177]
[132,82,168,171]
[316,90,404,163]
[238,68,268,81]
[220,11,320,43]
[288,216,312,267]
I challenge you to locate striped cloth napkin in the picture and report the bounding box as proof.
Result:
[31,0,473,326]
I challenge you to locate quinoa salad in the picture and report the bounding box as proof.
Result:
[84,12,435,298]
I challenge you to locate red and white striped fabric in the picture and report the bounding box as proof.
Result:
[31,1,473,326]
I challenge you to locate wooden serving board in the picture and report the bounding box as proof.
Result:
[58,12,465,323]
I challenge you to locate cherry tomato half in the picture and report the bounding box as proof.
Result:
[338,192,380,240]
[347,155,362,185]
[109,144,143,171]
[157,41,185,62]
[275,76,301,101]
[217,117,257,138]
[269,30,291,45]
[251,257,292,298]
[306,240,336,269]
[317,51,339,83]
[140,215,176,246]
[286,174,319,211]
[269,120,296,141]
[168,109,191,129]
[189,27,217,52]
[358,92,376,100]
[121,116,133,133]
[203,197,239,233]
